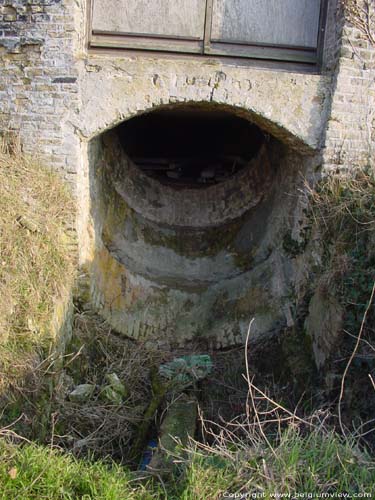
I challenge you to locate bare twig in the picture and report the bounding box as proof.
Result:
[338,281,375,436]
[369,373,375,391]
[244,319,276,457]
[343,0,375,47]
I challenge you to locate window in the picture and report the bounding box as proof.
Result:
[89,0,326,64]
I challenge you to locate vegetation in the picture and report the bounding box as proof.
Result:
[1,147,375,498]
[343,0,375,48]
[54,312,164,463]
[0,438,159,500]
[308,169,375,329]
[0,424,374,499]
[0,144,75,397]
[306,169,375,433]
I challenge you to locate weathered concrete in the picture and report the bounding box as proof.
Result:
[86,123,322,348]
[305,289,344,369]
[0,0,374,350]
[78,56,330,150]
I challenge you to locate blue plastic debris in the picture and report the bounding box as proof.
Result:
[139,439,158,471]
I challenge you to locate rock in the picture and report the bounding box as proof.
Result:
[101,385,123,405]
[305,289,343,369]
[159,394,197,451]
[68,384,95,403]
[105,372,128,397]
[148,393,198,475]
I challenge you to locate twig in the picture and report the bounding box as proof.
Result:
[369,373,375,391]
[338,281,375,436]
[344,329,375,352]
[244,319,277,458]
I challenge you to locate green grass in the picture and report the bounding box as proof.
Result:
[1,426,374,499]
[244,428,375,496]
[0,438,160,500]
[170,428,375,498]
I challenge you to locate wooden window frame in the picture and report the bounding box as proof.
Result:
[88,0,328,66]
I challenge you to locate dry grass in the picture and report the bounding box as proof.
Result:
[0,143,76,394]
[54,311,165,464]
[180,325,375,497]
[307,169,375,245]
[304,169,375,294]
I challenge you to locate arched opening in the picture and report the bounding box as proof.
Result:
[117,107,264,188]
[87,103,308,348]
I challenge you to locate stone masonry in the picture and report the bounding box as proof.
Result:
[0,0,374,350]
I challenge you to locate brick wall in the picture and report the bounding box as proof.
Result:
[1,0,373,178]
[322,1,375,170]
[0,0,80,181]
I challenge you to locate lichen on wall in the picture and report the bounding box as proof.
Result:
[83,110,323,348]
[1,0,374,353]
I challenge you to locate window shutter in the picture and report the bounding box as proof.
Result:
[89,0,325,64]
[206,0,322,62]
[90,0,206,53]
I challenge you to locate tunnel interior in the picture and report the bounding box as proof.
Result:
[117,108,265,188]
[87,104,307,348]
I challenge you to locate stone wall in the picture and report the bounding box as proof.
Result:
[323,0,375,170]
[0,0,374,348]
[0,0,80,183]
[1,0,373,177]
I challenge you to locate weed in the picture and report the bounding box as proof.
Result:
[0,144,75,422]
[0,437,160,500]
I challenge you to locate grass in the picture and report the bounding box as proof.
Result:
[0,144,75,395]
[179,427,375,498]
[0,145,375,497]
[0,424,374,499]
[308,168,375,250]
[243,427,375,495]
[0,438,160,500]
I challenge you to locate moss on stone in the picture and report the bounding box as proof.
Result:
[281,326,315,388]
[130,366,170,463]
[140,218,244,259]
[231,248,256,271]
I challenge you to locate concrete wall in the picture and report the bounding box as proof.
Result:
[0,0,374,348]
